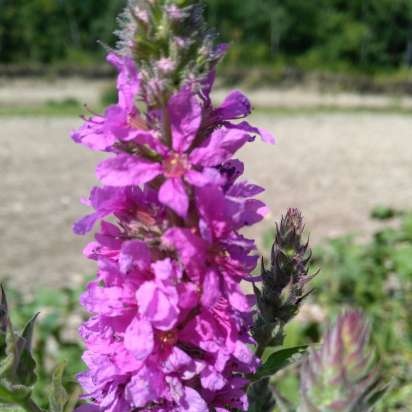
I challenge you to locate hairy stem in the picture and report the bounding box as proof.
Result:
[20,398,43,412]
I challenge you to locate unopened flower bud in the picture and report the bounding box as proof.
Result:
[115,0,226,106]
[166,4,187,21]
[299,310,385,412]
[157,57,176,74]
[253,209,314,352]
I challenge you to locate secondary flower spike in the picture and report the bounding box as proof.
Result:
[299,310,384,412]
[72,0,275,410]
[252,208,313,356]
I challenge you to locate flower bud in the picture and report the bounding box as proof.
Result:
[253,209,314,351]
[115,0,226,106]
[248,377,276,412]
[299,310,385,412]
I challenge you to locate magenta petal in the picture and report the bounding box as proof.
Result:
[71,116,116,152]
[158,178,189,218]
[73,213,99,235]
[163,228,207,278]
[96,154,161,186]
[190,127,252,167]
[168,88,202,153]
[104,105,130,139]
[225,120,275,144]
[227,181,265,198]
[119,240,151,274]
[233,341,255,365]
[107,52,139,110]
[216,90,251,120]
[124,318,154,361]
[152,258,176,281]
[186,168,223,187]
[136,282,178,330]
[163,347,193,374]
[124,366,164,408]
[200,366,227,391]
[227,283,251,312]
[132,131,168,155]
[179,387,208,412]
[201,271,221,307]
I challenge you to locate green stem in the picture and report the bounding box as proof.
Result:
[20,397,43,412]
[64,384,82,412]
[255,343,266,359]
[162,106,172,147]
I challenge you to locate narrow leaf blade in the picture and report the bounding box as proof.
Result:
[252,346,307,382]
[49,362,69,412]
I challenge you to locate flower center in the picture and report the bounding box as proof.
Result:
[208,244,229,264]
[158,330,178,347]
[127,113,148,130]
[163,153,189,178]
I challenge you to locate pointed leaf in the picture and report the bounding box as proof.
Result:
[0,286,10,358]
[49,362,68,412]
[14,314,39,386]
[0,319,17,378]
[0,286,9,333]
[252,346,307,382]
[0,378,31,405]
[0,406,25,412]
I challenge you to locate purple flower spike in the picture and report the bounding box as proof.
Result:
[72,1,275,410]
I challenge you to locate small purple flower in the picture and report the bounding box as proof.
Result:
[95,85,263,218]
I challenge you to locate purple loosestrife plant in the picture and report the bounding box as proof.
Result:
[299,310,385,412]
[72,0,274,410]
[248,209,314,411]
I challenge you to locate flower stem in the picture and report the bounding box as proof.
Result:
[20,398,44,412]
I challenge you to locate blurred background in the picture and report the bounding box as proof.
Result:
[0,0,411,410]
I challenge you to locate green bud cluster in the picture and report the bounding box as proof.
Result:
[253,208,314,355]
[299,310,385,412]
[115,0,226,106]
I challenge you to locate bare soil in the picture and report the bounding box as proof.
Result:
[0,107,411,290]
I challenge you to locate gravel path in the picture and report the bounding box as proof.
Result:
[1,114,411,289]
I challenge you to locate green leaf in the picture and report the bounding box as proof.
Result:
[0,378,31,405]
[0,286,10,357]
[14,314,39,387]
[0,319,18,379]
[0,285,9,333]
[48,362,68,412]
[252,346,307,382]
[0,405,25,412]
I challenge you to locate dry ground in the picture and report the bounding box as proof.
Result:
[1,111,411,290]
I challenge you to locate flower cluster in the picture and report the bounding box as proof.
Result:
[115,0,226,107]
[252,209,313,357]
[72,44,274,411]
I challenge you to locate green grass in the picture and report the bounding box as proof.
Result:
[0,99,103,118]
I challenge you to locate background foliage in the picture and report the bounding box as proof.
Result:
[262,208,412,410]
[1,0,412,73]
